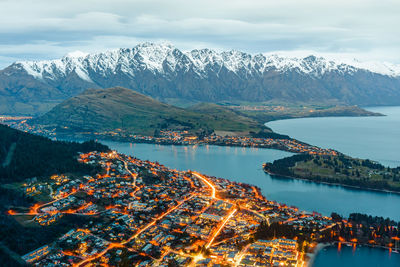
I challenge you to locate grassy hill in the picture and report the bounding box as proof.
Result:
[188,103,265,135]
[34,87,265,135]
[0,124,109,183]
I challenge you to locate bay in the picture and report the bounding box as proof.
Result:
[103,141,400,221]
[267,106,400,167]
[100,106,400,266]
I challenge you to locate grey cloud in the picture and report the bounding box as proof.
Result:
[0,0,399,68]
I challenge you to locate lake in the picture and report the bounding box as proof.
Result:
[103,141,400,221]
[267,106,400,167]
[100,106,400,266]
[102,141,400,266]
[313,245,399,267]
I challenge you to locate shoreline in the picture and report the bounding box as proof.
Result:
[91,134,400,196]
[306,243,331,267]
[307,242,400,267]
[54,133,319,155]
[63,132,400,196]
[263,168,400,195]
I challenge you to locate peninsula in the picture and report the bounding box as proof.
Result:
[264,154,400,193]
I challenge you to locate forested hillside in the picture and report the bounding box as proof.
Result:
[0,124,109,182]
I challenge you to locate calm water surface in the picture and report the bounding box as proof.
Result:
[102,142,400,266]
[103,141,400,221]
[267,106,400,167]
[313,245,400,267]
[101,107,400,265]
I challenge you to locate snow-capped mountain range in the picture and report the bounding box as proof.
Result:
[12,42,400,80]
[1,42,400,115]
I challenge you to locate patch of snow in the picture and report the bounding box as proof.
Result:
[17,61,43,79]
[74,67,93,83]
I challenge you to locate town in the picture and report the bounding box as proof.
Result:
[125,130,337,156]
[8,150,340,266]
[3,118,337,156]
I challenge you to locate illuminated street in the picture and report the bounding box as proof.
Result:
[8,151,361,266]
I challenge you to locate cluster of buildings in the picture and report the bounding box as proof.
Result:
[228,105,287,112]
[0,115,32,123]
[3,119,337,156]
[100,130,337,155]
[202,135,337,155]
[238,239,298,266]
[12,150,337,266]
[1,118,55,137]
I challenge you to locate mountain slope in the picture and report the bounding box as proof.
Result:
[33,87,263,135]
[1,42,400,115]
[0,124,109,182]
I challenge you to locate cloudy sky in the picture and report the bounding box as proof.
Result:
[0,0,399,68]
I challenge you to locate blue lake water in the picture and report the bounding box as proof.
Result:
[101,106,400,265]
[313,245,400,267]
[267,106,400,168]
[103,141,400,221]
[103,141,400,266]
